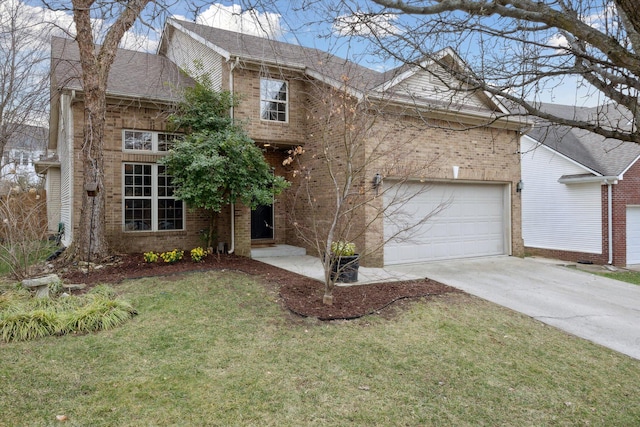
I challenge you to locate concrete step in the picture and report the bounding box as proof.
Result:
[251,244,306,258]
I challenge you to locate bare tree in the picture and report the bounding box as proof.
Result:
[358,0,640,142]
[0,0,50,165]
[34,0,177,261]
[283,75,449,305]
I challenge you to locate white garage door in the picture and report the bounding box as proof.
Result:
[626,207,640,264]
[384,182,508,265]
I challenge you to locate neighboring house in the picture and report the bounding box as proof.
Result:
[521,103,640,266]
[1,124,47,193]
[43,18,527,266]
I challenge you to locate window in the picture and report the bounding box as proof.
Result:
[123,130,181,152]
[260,78,288,122]
[123,163,184,231]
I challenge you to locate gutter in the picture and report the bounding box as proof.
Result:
[557,175,619,185]
[227,57,240,254]
[607,181,613,265]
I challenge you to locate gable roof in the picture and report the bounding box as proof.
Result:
[5,124,47,151]
[526,103,640,176]
[165,19,511,119]
[165,19,382,90]
[51,36,193,102]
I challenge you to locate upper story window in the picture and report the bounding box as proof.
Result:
[123,130,181,152]
[260,78,288,122]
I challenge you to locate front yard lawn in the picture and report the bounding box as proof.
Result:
[597,270,640,286]
[1,270,639,426]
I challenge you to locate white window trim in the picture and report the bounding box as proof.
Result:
[122,129,181,153]
[122,163,185,232]
[260,78,289,123]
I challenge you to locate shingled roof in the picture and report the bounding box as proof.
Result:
[166,18,516,120]
[168,18,385,92]
[51,36,193,102]
[526,103,640,176]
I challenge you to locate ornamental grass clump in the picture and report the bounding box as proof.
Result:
[0,285,136,343]
[190,247,207,263]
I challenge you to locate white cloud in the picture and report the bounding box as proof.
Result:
[0,0,160,52]
[0,0,75,51]
[333,12,400,37]
[547,33,569,49]
[188,3,283,39]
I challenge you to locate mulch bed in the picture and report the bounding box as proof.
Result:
[60,253,461,320]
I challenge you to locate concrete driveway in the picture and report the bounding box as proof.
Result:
[389,256,640,361]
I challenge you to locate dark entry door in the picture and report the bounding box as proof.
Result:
[251,204,274,240]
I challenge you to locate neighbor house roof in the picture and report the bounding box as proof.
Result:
[526,102,640,177]
[5,124,47,151]
[51,36,194,102]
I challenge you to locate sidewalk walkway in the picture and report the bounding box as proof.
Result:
[255,254,421,285]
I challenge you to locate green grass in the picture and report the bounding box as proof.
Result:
[597,270,640,285]
[1,270,639,426]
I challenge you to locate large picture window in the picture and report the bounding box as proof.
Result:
[123,163,184,231]
[260,78,288,122]
[123,130,181,152]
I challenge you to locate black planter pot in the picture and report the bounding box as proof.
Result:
[330,255,359,283]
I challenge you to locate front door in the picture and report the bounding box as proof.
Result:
[251,204,274,240]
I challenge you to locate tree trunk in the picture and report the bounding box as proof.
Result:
[75,88,110,262]
[65,0,152,262]
[322,292,334,305]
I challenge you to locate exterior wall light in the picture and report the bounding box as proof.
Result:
[372,173,383,195]
[516,179,524,193]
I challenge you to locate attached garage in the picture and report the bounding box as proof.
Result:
[626,207,640,264]
[383,181,510,265]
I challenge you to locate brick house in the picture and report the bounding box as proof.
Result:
[521,103,640,266]
[44,18,526,266]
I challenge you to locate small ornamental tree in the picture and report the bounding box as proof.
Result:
[161,79,289,247]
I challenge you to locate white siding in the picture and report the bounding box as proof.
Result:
[521,137,602,253]
[164,29,224,90]
[394,67,489,111]
[58,94,74,247]
[45,168,61,234]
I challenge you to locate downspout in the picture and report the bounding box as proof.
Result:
[607,180,613,265]
[227,57,240,254]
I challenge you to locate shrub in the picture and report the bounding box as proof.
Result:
[160,249,184,264]
[0,189,52,279]
[190,247,207,263]
[331,241,356,257]
[143,251,159,263]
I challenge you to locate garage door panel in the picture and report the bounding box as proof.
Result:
[626,207,640,264]
[384,182,507,264]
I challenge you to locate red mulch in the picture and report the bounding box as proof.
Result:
[60,253,461,320]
